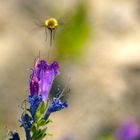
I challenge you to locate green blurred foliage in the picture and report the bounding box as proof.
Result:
[95,127,115,140]
[56,3,91,62]
[97,134,114,140]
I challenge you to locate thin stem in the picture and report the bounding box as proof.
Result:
[25,130,31,140]
[44,112,50,121]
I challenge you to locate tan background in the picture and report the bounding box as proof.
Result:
[0,0,140,140]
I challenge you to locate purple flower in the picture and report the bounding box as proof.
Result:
[116,120,140,140]
[30,59,60,102]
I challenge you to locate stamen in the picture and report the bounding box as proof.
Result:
[34,51,41,67]
[58,77,71,99]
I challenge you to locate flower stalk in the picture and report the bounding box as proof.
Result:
[9,59,68,140]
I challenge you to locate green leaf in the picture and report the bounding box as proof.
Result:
[40,102,46,114]
[45,119,53,124]
[45,131,53,137]
[33,129,46,140]
[35,100,49,122]
[31,125,37,133]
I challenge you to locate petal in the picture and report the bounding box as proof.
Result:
[51,61,60,76]
[20,113,33,131]
[38,60,60,101]
[29,80,39,96]
[28,95,42,121]
[44,97,68,120]
[9,131,20,140]
[40,69,56,101]
[30,59,60,102]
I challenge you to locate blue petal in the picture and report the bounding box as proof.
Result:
[44,97,68,120]
[20,114,32,131]
[28,95,42,121]
[9,131,20,140]
[20,113,32,140]
[48,97,68,112]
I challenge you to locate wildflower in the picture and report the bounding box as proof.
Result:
[116,120,140,140]
[20,113,32,131]
[20,113,33,140]
[30,59,60,102]
[9,131,20,140]
[44,97,68,120]
[10,58,68,140]
[28,95,42,121]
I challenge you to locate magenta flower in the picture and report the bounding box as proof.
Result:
[116,120,140,140]
[30,59,60,102]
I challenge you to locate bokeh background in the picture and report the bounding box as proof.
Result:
[0,0,140,140]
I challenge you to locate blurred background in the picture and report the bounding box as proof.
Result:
[0,0,140,140]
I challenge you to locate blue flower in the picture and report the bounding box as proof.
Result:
[30,59,60,102]
[48,97,68,112]
[9,131,20,140]
[20,114,33,140]
[20,113,33,131]
[28,95,42,121]
[44,97,68,120]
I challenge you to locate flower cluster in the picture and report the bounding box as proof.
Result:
[9,59,68,140]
